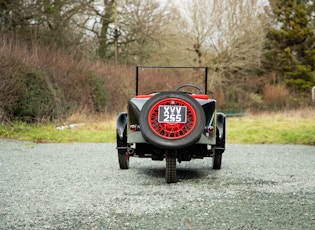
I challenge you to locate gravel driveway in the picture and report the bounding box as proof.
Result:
[1,140,314,229]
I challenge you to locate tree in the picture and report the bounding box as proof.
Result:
[177,0,217,65]
[0,0,89,52]
[117,0,181,64]
[264,0,315,91]
[178,0,269,73]
[0,1,37,33]
[82,0,116,58]
[83,0,184,64]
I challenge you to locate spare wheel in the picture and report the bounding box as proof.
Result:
[139,92,205,149]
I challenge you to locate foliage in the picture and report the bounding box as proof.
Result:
[264,0,315,91]
[86,73,107,112]
[0,35,108,122]
[0,62,107,122]
[0,58,66,122]
[115,0,184,65]
[0,0,183,64]
[0,0,89,53]
[9,67,65,122]
[1,0,315,123]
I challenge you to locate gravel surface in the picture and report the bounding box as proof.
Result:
[0,139,315,229]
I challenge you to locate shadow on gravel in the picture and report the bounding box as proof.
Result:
[177,168,209,180]
[138,167,209,181]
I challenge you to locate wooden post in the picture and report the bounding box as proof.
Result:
[114,0,119,65]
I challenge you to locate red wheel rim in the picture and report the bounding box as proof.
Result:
[147,98,197,139]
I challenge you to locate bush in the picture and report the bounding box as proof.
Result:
[86,72,107,112]
[0,64,108,122]
[4,66,66,122]
[263,84,290,108]
[0,34,111,122]
[285,65,315,91]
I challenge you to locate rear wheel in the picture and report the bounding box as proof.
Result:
[165,151,177,183]
[118,150,129,169]
[212,150,222,170]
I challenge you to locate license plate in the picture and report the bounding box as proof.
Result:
[158,106,187,123]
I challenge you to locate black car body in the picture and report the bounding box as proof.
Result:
[116,66,226,183]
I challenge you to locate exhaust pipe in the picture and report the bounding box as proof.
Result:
[128,148,135,156]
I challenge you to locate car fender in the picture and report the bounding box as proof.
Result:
[116,112,127,146]
[216,112,226,154]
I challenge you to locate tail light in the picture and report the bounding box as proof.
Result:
[205,126,214,133]
[130,124,140,131]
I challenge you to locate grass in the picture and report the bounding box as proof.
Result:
[0,119,116,143]
[227,108,315,145]
[0,108,314,145]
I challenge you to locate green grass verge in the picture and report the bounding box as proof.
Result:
[1,111,315,145]
[0,122,116,143]
[227,114,315,145]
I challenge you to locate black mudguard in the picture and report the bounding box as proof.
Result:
[116,112,127,147]
[216,112,226,154]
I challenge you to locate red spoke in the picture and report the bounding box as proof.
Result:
[148,98,197,140]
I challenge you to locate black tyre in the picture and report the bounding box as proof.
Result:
[118,150,129,169]
[212,150,222,170]
[139,92,206,149]
[165,151,177,183]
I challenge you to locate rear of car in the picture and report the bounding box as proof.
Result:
[116,66,226,183]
